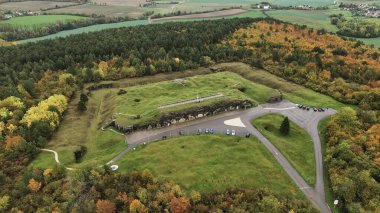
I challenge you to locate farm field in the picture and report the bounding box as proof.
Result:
[113,72,278,127]
[0,15,87,28]
[117,134,305,198]
[0,1,79,11]
[252,114,316,186]
[46,4,147,18]
[153,9,266,23]
[266,9,340,32]
[17,19,148,43]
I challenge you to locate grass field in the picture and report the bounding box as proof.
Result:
[266,10,340,32]
[221,63,348,109]
[0,15,87,28]
[114,72,278,126]
[252,114,316,185]
[117,134,304,197]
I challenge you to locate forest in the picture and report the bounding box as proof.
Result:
[0,18,379,212]
[330,14,380,38]
[0,15,133,41]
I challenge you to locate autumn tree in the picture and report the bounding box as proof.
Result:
[96,200,116,213]
[130,199,147,213]
[28,178,42,192]
[170,197,191,213]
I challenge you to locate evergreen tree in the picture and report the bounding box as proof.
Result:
[280,117,290,135]
[77,100,87,112]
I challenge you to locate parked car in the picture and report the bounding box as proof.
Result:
[318,108,322,112]
[210,128,214,134]
[226,129,230,135]
[179,130,185,135]
[306,107,310,111]
[313,107,317,112]
[302,106,307,110]
[231,130,236,136]
[197,129,202,135]
[245,133,251,138]
[205,128,209,134]
[298,104,303,109]
[321,108,325,112]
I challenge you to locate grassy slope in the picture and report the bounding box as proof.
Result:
[114,72,277,126]
[117,134,304,198]
[252,114,316,185]
[221,62,347,109]
[0,15,86,28]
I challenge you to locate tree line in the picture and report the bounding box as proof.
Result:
[0,15,134,41]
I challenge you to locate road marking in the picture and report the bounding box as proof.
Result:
[224,117,246,127]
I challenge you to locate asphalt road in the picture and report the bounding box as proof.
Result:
[109,100,336,213]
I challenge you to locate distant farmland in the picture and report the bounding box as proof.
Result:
[0,15,87,28]
[0,1,79,11]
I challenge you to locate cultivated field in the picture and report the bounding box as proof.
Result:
[0,1,79,11]
[0,15,87,28]
[152,8,246,21]
[253,114,316,185]
[117,134,305,197]
[113,72,276,127]
[46,4,147,18]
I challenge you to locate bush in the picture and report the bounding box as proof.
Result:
[74,146,87,163]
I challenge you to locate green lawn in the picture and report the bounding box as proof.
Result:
[114,72,278,126]
[0,15,86,28]
[30,152,57,169]
[118,134,304,198]
[252,114,316,185]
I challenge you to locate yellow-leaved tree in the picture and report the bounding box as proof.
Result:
[0,96,24,110]
[21,94,68,129]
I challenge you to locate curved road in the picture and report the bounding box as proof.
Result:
[109,100,336,213]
